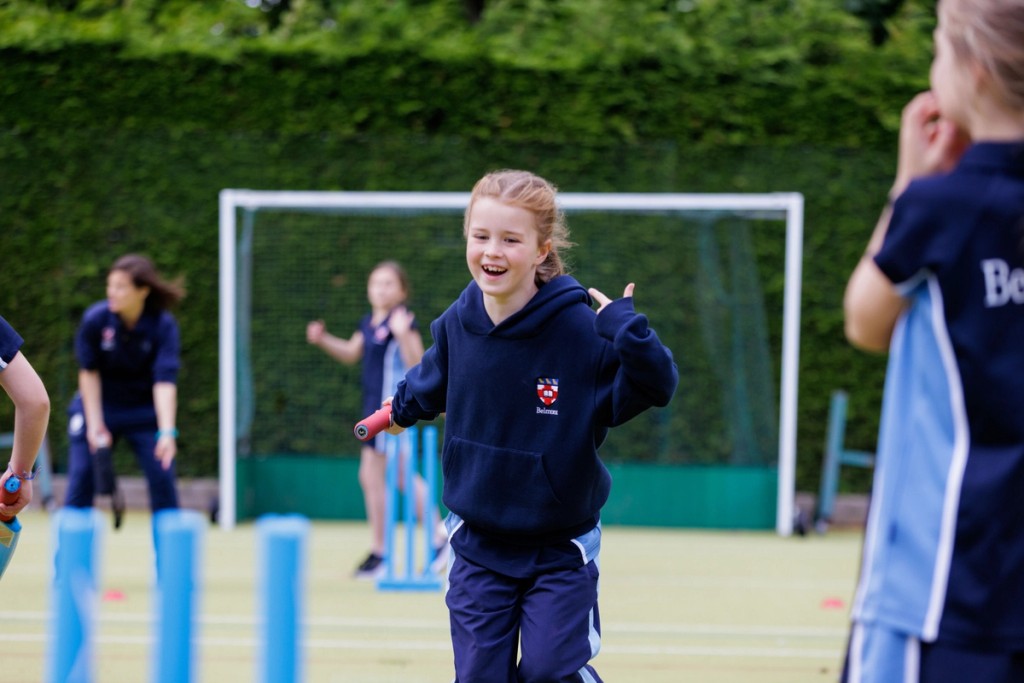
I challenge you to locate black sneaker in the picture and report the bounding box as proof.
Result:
[353,552,386,580]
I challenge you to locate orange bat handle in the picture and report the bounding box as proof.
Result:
[354,405,392,442]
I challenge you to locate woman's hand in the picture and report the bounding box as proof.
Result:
[588,283,635,315]
[155,433,177,470]
[87,425,112,454]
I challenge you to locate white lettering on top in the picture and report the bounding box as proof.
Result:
[982,258,1024,307]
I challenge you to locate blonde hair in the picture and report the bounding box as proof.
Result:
[463,170,572,286]
[940,0,1024,110]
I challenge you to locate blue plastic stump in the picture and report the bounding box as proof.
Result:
[47,507,101,683]
[377,426,443,592]
[381,431,400,586]
[152,510,206,683]
[815,390,876,533]
[258,514,310,683]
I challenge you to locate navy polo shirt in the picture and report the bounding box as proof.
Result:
[75,301,180,412]
[852,142,1024,647]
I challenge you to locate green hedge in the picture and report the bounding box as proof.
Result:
[0,0,937,493]
[0,0,935,144]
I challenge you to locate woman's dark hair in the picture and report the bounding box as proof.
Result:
[110,254,186,311]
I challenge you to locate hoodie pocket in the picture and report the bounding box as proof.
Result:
[443,435,563,533]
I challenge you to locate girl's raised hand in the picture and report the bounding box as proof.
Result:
[388,306,415,337]
[893,91,971,197]
[306,320,326,345]
[588,283,635,314]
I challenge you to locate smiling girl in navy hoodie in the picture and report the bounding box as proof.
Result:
[385,169,678,683]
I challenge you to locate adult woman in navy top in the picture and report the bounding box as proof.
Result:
[385,170,678,682]
[65,254,185,527]
[843,0,1024,680]
[0,315,51,518]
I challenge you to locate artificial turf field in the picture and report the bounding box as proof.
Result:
[2,509,862,682]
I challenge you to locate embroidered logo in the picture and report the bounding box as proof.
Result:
[101,326,116,351]
[536,378,558,408]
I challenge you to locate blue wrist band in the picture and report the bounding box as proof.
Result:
[6,463,36,481]
[156,428,179,439]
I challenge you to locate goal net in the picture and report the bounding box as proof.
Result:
[218,190,804,535]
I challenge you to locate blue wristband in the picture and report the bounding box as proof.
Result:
[6,463,36,481]
[156,428,179,439]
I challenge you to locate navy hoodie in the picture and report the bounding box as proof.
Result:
[391,275,678,545]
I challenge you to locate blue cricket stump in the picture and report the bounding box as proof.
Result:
[377,426,442,592]
[47,507,102,683]
[47,507,312,682]
[257,514,310,683]
[153,510,206,683]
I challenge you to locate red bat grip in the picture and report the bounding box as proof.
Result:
[1,477,21,523]
[354,405,393,442]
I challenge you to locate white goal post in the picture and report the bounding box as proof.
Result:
[218,189,805,535]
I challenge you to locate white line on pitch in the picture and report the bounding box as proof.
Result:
[0,632,838,659]
[0,611,843,639]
